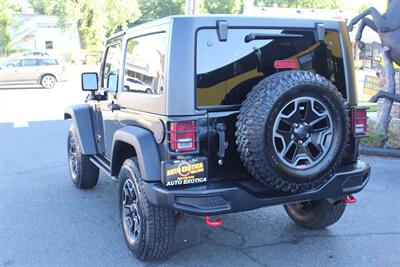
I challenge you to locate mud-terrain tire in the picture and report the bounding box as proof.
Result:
[119,158,176,261]
[236,71,349,193]
[67,127,99,189]
[284,199,346,229]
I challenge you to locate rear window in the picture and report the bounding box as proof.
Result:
[196,28,345,108]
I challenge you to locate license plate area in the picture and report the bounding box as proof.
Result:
[161,157,207,187]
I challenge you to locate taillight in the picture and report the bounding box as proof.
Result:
[351,107,368,138]
[274,59,300,69]
[169,121,197,152]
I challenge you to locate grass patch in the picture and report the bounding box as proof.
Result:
[360,119,400,148]
[358,102,378,113]
[360,120,385,147]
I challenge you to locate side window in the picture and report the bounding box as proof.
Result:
[23,59,39,67]
[102,41,122,93]
[123,32,166,95]
[6,60,22,68]
[42,59,58,65]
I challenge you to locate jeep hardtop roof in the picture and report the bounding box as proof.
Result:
[105,15,353,116]
[108,15,346,42]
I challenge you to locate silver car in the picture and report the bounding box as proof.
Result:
[0,56,64,88]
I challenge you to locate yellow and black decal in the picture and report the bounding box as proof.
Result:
[161,158,207,186]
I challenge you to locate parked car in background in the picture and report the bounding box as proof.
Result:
[0,56,64,88]
[123,77,152,93]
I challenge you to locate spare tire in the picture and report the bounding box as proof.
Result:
[236,71,349,193]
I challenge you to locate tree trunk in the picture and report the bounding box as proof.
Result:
[377,46,396,140]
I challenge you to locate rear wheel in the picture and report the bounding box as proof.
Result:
[284,199,346,229]
[119,158,176,261]
[41,74,56,88]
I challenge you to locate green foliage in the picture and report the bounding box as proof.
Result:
[29,0,141,51]
[254,0,340,9]
[359,102,378,113]
[133,0,185,26]
[0,0,14,54]
[28,0,72,28]
[134,0,244,27]
[202,0,244,14]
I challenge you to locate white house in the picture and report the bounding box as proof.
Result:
[9,0,81,60]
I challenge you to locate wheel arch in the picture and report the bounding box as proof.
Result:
[111,126,161,182]
[64,104,97,155]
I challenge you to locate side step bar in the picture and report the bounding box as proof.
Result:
[90,155,118,182]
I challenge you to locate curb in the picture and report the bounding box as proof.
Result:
[359,146,400,158]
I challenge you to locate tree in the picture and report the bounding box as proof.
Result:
[29,0,141,51]
[0,0,14,55]
[254,0,340,9]
[133,0,185,26]
[202,0,244,14]
[133,0,244,26]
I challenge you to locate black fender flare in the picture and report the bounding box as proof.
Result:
[111,126,161,182]
[64,104,97,155]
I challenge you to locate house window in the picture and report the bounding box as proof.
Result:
[45,41,53,49]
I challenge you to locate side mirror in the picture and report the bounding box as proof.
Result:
[81,72,98,91]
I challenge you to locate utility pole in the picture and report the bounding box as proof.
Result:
[185,0,200,15]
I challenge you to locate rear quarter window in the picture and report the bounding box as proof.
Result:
[123,32,167,95]
[196,28,345,108]
[42,59,58,65]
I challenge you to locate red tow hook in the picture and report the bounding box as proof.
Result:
[205,216,223,227]
[342,194,357,204]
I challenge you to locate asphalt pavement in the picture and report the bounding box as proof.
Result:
[0,77,399,267]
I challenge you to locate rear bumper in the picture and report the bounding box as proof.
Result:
[143,161,370,216]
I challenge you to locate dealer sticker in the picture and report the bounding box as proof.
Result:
[161,158,207,187]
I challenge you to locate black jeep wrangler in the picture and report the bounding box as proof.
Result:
[65,16,370,261]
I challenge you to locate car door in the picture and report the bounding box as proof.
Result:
[96,38,123,159]
[0,60,23,82]
[21,59,41,81]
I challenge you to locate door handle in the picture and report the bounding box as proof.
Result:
[216,123,227,165]
[107,102,120,111]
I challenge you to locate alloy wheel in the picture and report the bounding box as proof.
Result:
[272,97,333,169]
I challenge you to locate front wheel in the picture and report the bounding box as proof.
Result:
[284,199,346,229]
[119,158,176,261]
[41,74,56,88]
[67,127,99,189]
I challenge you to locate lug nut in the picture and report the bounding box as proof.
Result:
[293,123,298,128]
[290,134,294,139]
[304,122,308,126]
[298,140,303,144]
